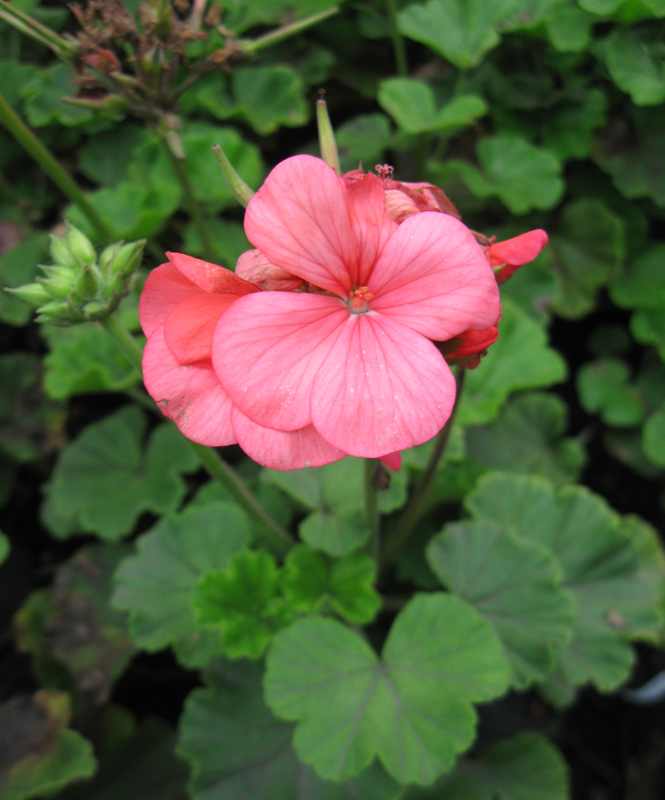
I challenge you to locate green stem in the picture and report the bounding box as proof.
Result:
[189,442,294,554]
[237,7,339,53]
[0,88,113,242]
[381,368,465,570]
[385,0,408,77]
[100,313,294,554]
[364,459,380,564]
[0,5,78,60]
[160,136,215,263]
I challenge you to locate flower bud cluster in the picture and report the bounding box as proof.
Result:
[9,224,145,325]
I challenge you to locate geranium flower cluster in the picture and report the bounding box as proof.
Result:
[139,155,547,470]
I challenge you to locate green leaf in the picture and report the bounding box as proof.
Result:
[42,406,199,540]
[222,0,341,33]
[604,28,665,105]
[630,308,665,358]
[465,393,586,486]
[458,300,567,426]
[427,520,574,688]
[265,595,510,784]
[281,545,381,624]
[0,691,95,800]
[0,234,48,326]
[112,502,251,667]
[78,124,148,187]
[178,659,401,800]
[378,78,486,134]
[397,0,521,68]
[336,113,392,173]
[261,459,370,556]
[577,359,644,427]
[466,473,664,691]
[22,63,94,127]
[475,135,564,214]
[548,199,625,318]
[643,404,665,467]
[194,550,293,659]
[232,66,309,134]
[593,129,665,207]
[545,6,595,53]
[580,0,623,12]
[42,324,140,399]
[14,545,135,702]
[0,529,8,565]
[610,243,665,311]
[407,732,569,800]
[0,60,40,110]
[540,90,607,161]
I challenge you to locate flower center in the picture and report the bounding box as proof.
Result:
[347,286,374,314]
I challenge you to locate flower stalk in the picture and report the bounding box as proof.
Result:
[364,459,381,564]
[0,4,78,60]
[0,88,113,242]
[381,368,466,571]
[237,8,339,54]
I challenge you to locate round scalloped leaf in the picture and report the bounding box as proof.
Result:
[427,520,574,689]
[41,407,198,540]
[604,28,665,106]
[177,659,401,800]
[112,502,251,667]
[265,594,510,785]
[577,359,644,427]
[465,393,585,486]
[407,732,569,800]
[465,473,664,691]
[458,301,567,426]
[610,244,665,311]
[643,404,665,468]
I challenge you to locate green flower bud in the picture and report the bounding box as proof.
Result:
[101,271,124,302]
[99,242,122,271]
[64,224,97,266]
[212,145,254,208]
[109,239,146,278]
[73,264,101,300]
[35,299,71,323]
[82,300,106,319]
[49,233,77,269]
[4,283,52,307]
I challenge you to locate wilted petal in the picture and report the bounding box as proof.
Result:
[384,179,461,219]
[212,292,347,432]
[243,155,357,296]
[311,312,456,457]
[369,212,501,340]
[143,326,236,446]
[232,408,346,470]
[139,262,200,338]
[164,292,236,365]
[167,251,260,295]
[235,249,303,291]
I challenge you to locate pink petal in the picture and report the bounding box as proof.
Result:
[235,249,303,291]
[489,230,549,282]
[143,325,236,446]
[139,262,200,338]
[167,251,260,296]
[164,292,236,365]
[212,292,348,432]
[444,327,499,361]
[369,212,501,341]
[379,451,401,471]
[346,173,397,286]
[243,155,357,296]
[232,408,346,470]
[311,312,456,457]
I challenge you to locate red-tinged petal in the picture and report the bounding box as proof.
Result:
[212,292,348,432]
[489,229,548,282]
[444,327,499,360]
[346,173,397,286]
[311,313,456,457]
[232,408,346,470]
[139,262,200,338]
[384,180,461,219]
[243,155,357,296]
[235,249,303,291]
[164,292,236,365]
[379,451,401,471]
[143,325,236,446]
[167,251,260,295]
[369,212,501,341]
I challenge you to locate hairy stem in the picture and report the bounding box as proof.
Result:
[381,368,465,569]
[238,7,339,53]
[364,459,381,564]
[0,88,113,242]
[101,314,294,554]
[159,135,215,263]
[0,5,77,60]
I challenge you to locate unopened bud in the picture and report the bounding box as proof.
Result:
[36,299,70,323]
[212,144,254,208]
[64,224,96,266]
[37,265,76,299]
[110,239,146,278]
[49,233,77,269]
[101,271,124,302]
[82,301,106,319]
[316,98,340,175]
[99,242,121,271]
[73,264,100,299]
[5,283,51,307]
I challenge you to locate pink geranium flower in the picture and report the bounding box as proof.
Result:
[140,155,501,470]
